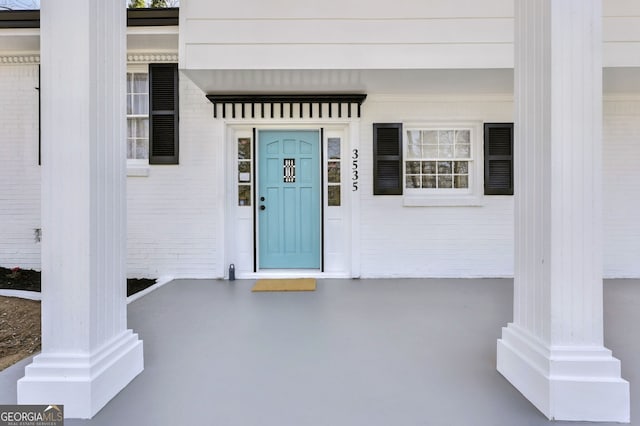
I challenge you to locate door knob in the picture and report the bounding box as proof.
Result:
[260,205,266,211]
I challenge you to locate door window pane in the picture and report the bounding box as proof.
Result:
[328,161,340,183]
[328,138,341,160]
[328,186,341,206]
[326,137,342,206]
[238,185,251,206]
[237,137,253,205]
[238,138,251,159]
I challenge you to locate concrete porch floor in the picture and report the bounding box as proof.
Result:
[1,278,638,425]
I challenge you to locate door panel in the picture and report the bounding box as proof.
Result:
[258,130,321,269]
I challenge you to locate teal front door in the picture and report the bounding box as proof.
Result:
[258,130,321,269]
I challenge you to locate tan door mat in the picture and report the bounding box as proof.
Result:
[251,278,316,292]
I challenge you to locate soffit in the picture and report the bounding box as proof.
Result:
[183,68,638,96]
[183,69,516,96]
[0,26,178,55]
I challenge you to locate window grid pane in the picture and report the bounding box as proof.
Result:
[405,128,471,189]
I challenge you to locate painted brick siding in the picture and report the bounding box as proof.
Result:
[0,66,221,279]
[1,64,639,279]
[358,96,640,278]
[126,71,220,279]
[357,96,640,278]
[359,96,515,278]
[603,99,640,278]
[0,64,41,270]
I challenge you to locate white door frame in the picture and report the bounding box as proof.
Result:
[222,120,360,279]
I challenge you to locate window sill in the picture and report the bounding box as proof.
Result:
[403,195,484,207]
[127,165,150,177]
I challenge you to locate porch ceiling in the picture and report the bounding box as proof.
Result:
[182,68,515,96]
[604,67,640,95]
[183,67,640,97]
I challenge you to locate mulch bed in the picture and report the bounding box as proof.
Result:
[0,266,156,296]
[0,297,40,372]
[0,266,157,372]
[0,267,41,292]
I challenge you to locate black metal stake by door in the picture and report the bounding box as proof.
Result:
[228,264,235,281]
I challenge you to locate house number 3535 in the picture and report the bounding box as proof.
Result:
[352,149,359,191]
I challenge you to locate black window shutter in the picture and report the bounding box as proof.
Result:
[484,123,513,195]
[373,123,403,195]
[149,63,179,164]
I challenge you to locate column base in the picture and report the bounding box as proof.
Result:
[17,330,143,419]
[497,323,629,422]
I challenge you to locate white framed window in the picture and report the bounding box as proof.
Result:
[126,67,149,163]
[403,122,483,206]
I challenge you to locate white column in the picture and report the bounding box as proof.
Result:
[497,0,629,422]
[17,0,143,419]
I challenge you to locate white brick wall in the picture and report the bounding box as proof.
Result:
[357,96,640,278]
[0,64,41,270]
[0,66,221,279]
[126,71,220,279]
[603,99,640,278]
[359,96,515,278]
[0,64,638,279]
